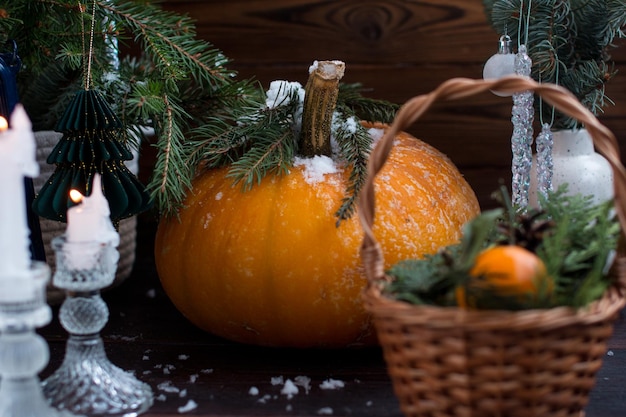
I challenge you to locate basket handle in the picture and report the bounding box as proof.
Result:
[358,75,626,287]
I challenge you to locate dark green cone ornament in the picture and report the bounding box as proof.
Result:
[33,89,152,222]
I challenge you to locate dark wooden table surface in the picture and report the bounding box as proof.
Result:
[39,217,626,417]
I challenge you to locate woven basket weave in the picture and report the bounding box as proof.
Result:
[34,131,138,304]
[358,76,626,417]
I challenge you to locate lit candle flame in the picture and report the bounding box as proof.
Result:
[69,189,84,204]
[0,116,8,131]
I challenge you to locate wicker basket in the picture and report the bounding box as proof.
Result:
[358,76,626,417]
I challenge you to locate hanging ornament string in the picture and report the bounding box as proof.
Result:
[535,67,558,205]
[84,0,97,91]
[510,0,534,209]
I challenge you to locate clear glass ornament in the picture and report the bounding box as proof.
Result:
[534,123,554,204]
[510,44,534,209]
[483,34,516,97]
[42,235,153,417]
[0,262,76,417]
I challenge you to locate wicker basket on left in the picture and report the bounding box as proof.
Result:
[34,131,138,304]
[358,76,626,417]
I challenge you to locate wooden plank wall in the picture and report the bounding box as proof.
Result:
[161,0,626,209]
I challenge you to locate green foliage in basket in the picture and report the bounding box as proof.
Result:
[384,186,620,310]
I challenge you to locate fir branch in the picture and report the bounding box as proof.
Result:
[101,1,234,89]
[186,117,249,171]
[535,187,620,307]
[331,84,398,223]
[189,86,301,189]
[226,127,296,189]
[2,0,261,216]
[332,111,372,224]
[385,247,462,306]
[146,92,194,216]
[338,83,399,124]
[606,0,626,41]
[483,0,626,129]
[1,1,399,218]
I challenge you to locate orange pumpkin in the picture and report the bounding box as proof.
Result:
[155,124,480,347]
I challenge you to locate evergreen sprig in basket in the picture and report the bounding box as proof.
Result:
[358,76,626,417]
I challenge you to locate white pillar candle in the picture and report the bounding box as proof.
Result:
[0,277,37,303]
[66,174,118,243]
[0,105,39,281]
[64,174,119,270]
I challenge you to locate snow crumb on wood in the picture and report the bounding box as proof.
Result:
[156,394,167,402]
[249,386,259,396]
[317,407,334,415]
[257,394,272,404]
[271,376,284,386]
[281,379,299,399]
[178,354,190,360]
[201,368,214,374]
[294,375,311,394]
[162,364,176,375]
[189,374,199,383]
[177,400,198,414]
[157,381,180,394]
[319,379,345,390]
[109,334,139,342]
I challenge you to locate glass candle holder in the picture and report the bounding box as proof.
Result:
[42,235,153,417]
[0,261,76,417]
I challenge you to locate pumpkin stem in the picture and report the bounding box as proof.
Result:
[299,60,345,157]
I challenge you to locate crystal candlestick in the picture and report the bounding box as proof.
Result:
[0,262,75,417]
[42,235,153,416]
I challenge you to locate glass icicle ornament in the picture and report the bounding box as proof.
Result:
[535,122,554,204]
[483,34,516,97]
[510,44,534,209]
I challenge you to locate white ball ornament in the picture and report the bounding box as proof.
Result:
[483,35,516,97]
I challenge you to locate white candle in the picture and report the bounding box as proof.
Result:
[0,277,37,302]
[0,105,39,281]
[66,173,118,243]
[64,174,119,270]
